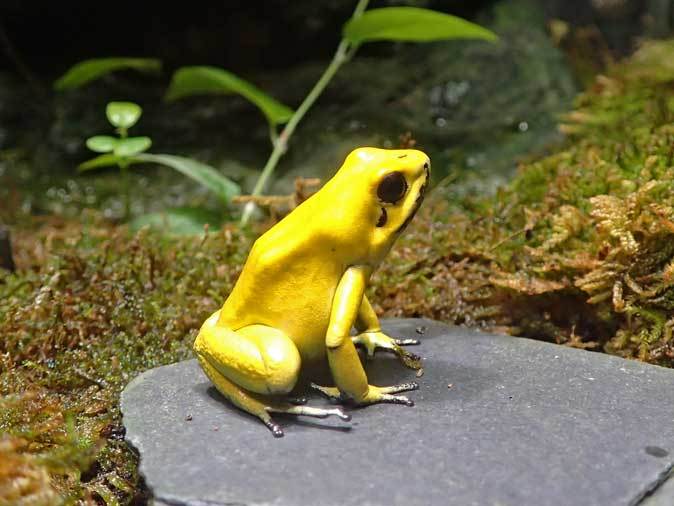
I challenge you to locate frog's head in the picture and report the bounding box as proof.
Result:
[327,147,430,260]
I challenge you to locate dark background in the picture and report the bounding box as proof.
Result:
[0,0,651,78]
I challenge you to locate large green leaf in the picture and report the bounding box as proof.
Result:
[130,207,224,235]
[343,7,497,45]
[106,102,143,129]
[78,154,124,172]
[165,66,294,125]
[54,58,161,90]
[78,154,143,172]
[132,153,241,204]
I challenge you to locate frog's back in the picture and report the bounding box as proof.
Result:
[218,195,347,344]
[218,154,378,345]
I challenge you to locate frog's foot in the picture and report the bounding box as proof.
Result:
[311,382,419,407]
[199,350,351,438]
[262,403,351,438]
[352,331,422,370]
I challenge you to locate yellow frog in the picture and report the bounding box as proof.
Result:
[194,147,430,437]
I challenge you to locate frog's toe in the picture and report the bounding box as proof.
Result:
[263,419,285,438]
[268,403,351,422]
[380,382,419,394]
[309,383,344,401]
[392,338,420,346]
[389,346,421,370]
[366,382,418,407]
[379,394,414,406]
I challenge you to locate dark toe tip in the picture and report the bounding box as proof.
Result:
[342,413,352,422]
[270,426,284,438]
[406,400,415,407]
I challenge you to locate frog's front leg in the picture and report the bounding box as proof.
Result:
[312,266,418,406]
[351,295,422,370]
[194,313,350,437]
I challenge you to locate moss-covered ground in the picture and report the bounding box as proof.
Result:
[2,40,674,504]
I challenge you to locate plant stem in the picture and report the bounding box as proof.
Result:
[241,0,369,225]
[118,128,131,219]
[120,163,130,219]
[268,122,279,148]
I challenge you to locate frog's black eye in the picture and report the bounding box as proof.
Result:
[377,171,407,204]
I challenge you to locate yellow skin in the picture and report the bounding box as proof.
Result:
[194,147,430,437]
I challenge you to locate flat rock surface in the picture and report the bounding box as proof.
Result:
[121,319,674,506]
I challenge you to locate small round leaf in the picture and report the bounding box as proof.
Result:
[86,135,118,153]
[106,102,142,129]
[114,137,152,157]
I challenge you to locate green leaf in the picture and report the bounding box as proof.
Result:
[130,207,224,235]
[132,153,241,204]
[54,57,161,90]
[86,136,118,153]
[114,137,152,157]
[78,154,142,172]
[78,154,124,172]
[343,7,498,45]
[165,66,294,125]
[106,102,143,129]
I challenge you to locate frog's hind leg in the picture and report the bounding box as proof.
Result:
[196,354,286,436]
[194,315,349,437]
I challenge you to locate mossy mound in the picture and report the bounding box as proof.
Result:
[2,40,674,504]
[1,219,252,503]
[373,40,674,365]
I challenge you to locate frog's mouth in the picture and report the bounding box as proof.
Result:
[394,164,429,234]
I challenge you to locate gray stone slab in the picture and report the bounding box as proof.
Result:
[642,471,674,506]
[121,319,674,506]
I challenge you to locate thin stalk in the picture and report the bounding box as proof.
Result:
[268,122,279,148]
[120,163,130,220]
[241,0,369,225]
[118,128,131,219]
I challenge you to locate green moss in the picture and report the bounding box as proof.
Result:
[0,222,252,503]
[373,39,674,366]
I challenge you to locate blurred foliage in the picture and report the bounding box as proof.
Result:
[54,3,496,227]
[3,38,674,505]
[54,58,162,91]
[165,66,295,126]
[80,101,240,230]
[343,6,498,44]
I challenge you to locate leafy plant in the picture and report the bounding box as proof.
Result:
[81,101,240,231]
[342,7,498,44]
[165,66,293,126]
[54,57,161,90]
[68,2,496,228]
[81,102,151,218]
[165,1,497,224]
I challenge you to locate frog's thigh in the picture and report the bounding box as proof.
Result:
[194,321,301,395]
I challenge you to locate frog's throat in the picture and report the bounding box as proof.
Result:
[395,169,428,234]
